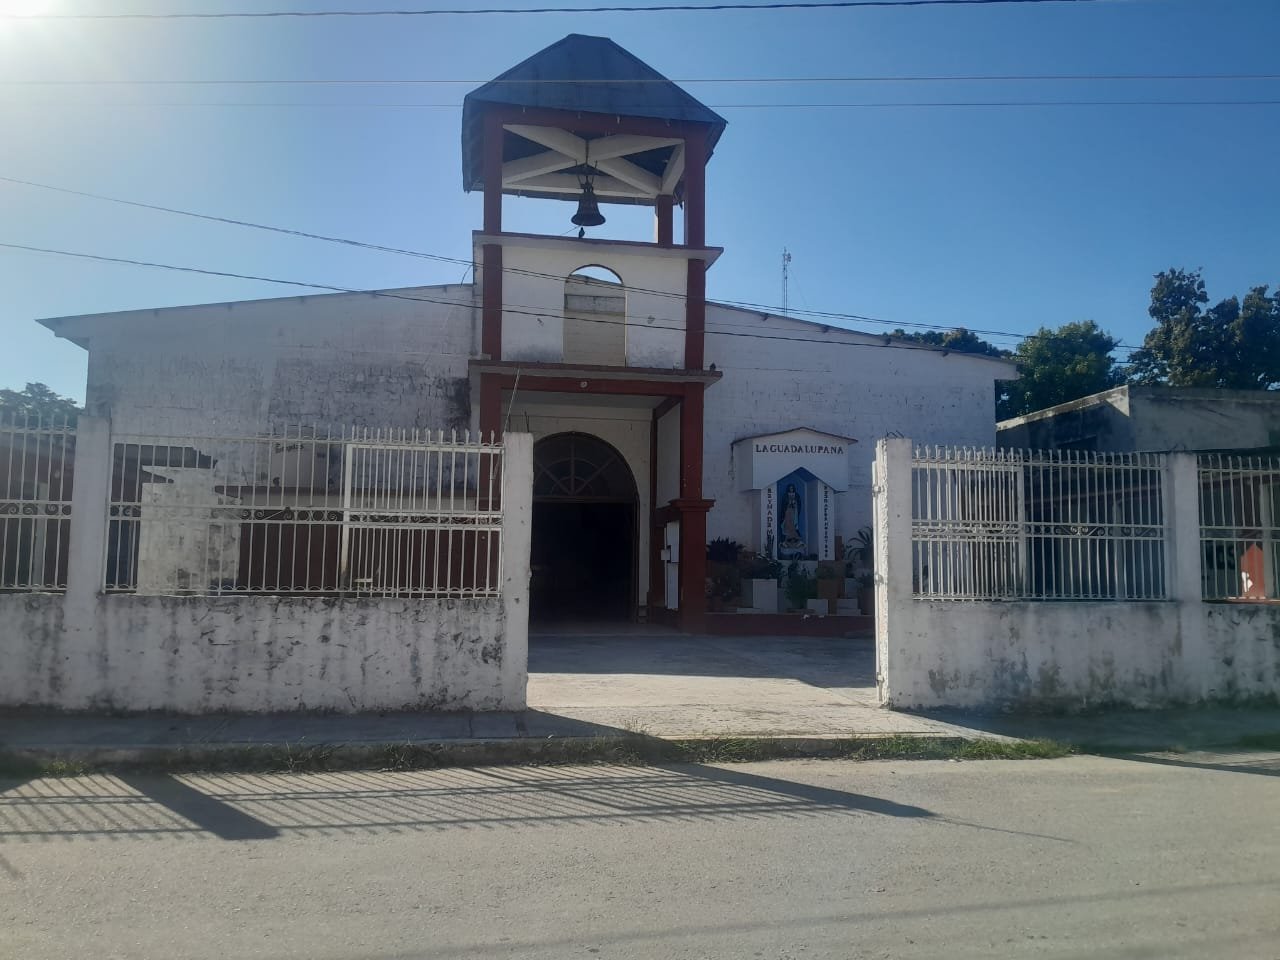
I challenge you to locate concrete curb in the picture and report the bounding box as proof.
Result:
[1,731,1008,774]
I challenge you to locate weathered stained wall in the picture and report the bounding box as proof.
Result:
[874,440,1280,711]
[1,426,533,715]
[1133,388,1280,452]
[996,387,1134,451]
[705,308,1013,551]
[57,285,476,436]
[1,594,516,713]
[997,386,1280,454]
[879,600,1280,710]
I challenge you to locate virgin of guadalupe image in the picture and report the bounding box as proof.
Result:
[778,482,807,558]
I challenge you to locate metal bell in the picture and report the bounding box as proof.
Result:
[570,183,606,228]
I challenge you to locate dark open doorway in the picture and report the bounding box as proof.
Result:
[531,433,638,624]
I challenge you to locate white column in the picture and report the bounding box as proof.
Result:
[874,437,914,706]
[1165,452,1210,699]
[500,432,534,710]
[66,415,111,604]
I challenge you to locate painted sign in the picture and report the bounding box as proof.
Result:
[732,427,853,492]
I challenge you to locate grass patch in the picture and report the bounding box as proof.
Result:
[1232,731,1280,750]
[0,753,89,779]
[0,734,1074,778]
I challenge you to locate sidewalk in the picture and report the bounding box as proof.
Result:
[2,631,1276,769]
[3,700,1277,771]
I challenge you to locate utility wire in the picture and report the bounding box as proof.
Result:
[10,99,1279,109]
[7,73,1277,85]
[0,172,1142,351]
[1,0,1120,22]
[0,239,1139,362]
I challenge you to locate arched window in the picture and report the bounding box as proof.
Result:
[533,433,637,502]
[563,265,625,366]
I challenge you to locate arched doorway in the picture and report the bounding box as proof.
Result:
[531,432,638,623]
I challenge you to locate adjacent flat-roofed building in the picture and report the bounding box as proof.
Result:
[997,385,1280,454]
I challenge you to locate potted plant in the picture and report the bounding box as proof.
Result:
[844,526,875,615]
[784,561,817,613]
[705,538,745,612]
[815,560,842,614]
[739,552,783,613]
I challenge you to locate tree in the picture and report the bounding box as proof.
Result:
[0,382,82,423]
[1128,269,1280,390]
[890,327,1009,359]
[997,321,1123,419]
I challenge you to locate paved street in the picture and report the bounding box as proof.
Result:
[3,753,1277,959]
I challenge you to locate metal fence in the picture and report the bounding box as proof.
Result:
[1198,453,1280,601]
[911,446,1167,601]
[106,425,504,598]
[1,414,75,592]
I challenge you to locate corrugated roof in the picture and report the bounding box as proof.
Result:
[462,34,726,197]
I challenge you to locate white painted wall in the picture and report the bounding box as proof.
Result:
[135,468,242,595]
[0,594,516,713]
[479,234,689,368]
[874,440,1280,710]
[656,404,680,507]
[705,308,1014,555]
[880,600,1280,710]
[48,285,477,436]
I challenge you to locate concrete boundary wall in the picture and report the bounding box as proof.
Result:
[875,438,1280,710]
[0,423,533,714]
[1,594,514,713]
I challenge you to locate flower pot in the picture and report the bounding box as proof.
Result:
[743,578,779,613]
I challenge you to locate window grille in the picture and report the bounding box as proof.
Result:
[0,414,75,592]
[106,425,503,598]
[1198,454,1280,601]
[911,446,1167,601]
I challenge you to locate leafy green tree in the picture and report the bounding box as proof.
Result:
[0,382,82,423]
[1128,269,1280,389]
[997,321,1123,419]
[890,327,1009,359]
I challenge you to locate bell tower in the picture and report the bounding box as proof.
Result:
[462,35,726,629]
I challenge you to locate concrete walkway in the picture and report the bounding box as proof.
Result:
[528,631,968,737]
[1,632,1276,763]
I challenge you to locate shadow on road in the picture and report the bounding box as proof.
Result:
[117,774,280,840]
[0,761,932,844]
[1099,750,1280,778]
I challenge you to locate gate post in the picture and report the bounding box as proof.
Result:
[500,432,533,709]
[874,437,914,707]
[66,415,111,604]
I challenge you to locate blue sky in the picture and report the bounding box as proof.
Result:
[1,0,1277,401]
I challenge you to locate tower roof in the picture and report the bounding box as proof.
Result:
[462,34,727,200]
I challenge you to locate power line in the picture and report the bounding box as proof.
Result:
[0,0,1120,22]
[0,239,1139,362]
[0,173,1144,352]
[0,172,1142,352]
[10,99,1279,109]
[7,73,1278,85]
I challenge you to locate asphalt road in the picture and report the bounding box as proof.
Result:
[2,753,1277,959]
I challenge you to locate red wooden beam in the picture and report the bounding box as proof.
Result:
[481,244,503,360]
[685,259,706,371]
[482,111,505,234]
